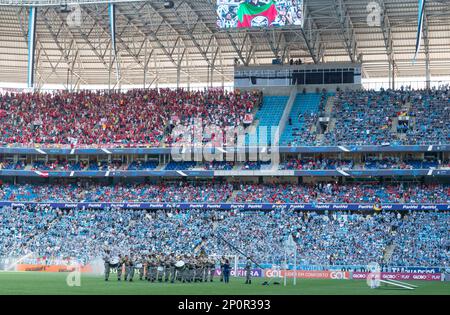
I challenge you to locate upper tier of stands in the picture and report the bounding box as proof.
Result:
[0,89,259,147]
[246,96,289,146]
[0,87,448,147]
[280,93,324,146]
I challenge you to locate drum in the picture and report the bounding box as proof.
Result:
[175,261,185,268]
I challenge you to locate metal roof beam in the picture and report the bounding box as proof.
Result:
[334,0,359,63]
[299,4,324,64]
[377,0,398,77]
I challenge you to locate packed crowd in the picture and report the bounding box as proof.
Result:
[233,182,449,204]
[0,206,448,267]
[321,89,406,146]
[0,87,448,148]
[0,182,448,204]
[279,157,443,170]
[405,89,450,145]
[0,89,259,147]
[0,183,234,203]
[319,87,450,146]
[279,158,354,170]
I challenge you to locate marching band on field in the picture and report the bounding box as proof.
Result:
[103,250,244,284]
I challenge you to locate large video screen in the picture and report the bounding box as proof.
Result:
[216,0,304,29]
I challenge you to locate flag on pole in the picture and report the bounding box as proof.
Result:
[27,7,37,89]
[413,0,426,62]
[237,1,278,28]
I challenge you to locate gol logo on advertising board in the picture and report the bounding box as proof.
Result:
[264,269,349,280]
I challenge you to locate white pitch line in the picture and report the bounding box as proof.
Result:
[388,279,418,288]
[380,280,415,290]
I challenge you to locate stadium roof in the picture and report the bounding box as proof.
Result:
[0,0,449,88]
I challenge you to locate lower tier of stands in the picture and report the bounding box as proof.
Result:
[0,206,448,267]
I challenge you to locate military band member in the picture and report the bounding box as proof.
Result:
[138,255,145,281]
[103,250,111,281]
[123,255,133,282]
[145,254,152,282]
[129,255,137,282]
[149,254,158,282]
[201,257,208,282]
[220,256,225,282]
[165,253,174,283]
[245,257,252,284]
[175,255,184,282]
[208,257,215,282]
[117,254,125,281]
[157,255,164,282]
[182,255,190,283]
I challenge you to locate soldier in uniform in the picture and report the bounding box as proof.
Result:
[220,256,226,282]
[188,256,196,283]
[175,254,185,282]
[123,255,133,282]
[181,254,190,283]
[117,254,125,281]
[193,256,200,282]
[103,250,111,281]
[245,257,252,284]
[201,256,208,282]
[146,254,153,282]
[157,254,164,282]
[169,254,177,283]
[138,255,146,281]
[165,253,175,283]
[149,254,158,282]
[208,256,215,282]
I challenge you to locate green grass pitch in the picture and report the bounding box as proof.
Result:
[0,272,448,295]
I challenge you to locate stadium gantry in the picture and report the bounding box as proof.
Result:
[0,0,450,88]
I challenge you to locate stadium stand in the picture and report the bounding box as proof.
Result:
[0,182,448,204]
[0,206,448,267]
[281,93,324,146]
[246,96,289,146]
[0,89,260,147]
